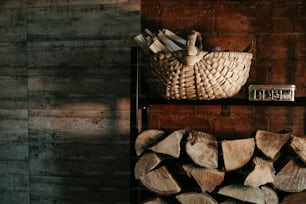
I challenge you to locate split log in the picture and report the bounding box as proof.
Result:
[244,157,275,187]
[221,138,255,171]
[280,190,306,204]
[175,192,218,204]
[150,129,186,158]
[141,197,168,204]
[217,184,265,204]
[182,164,225,193]
[139,165,181,195]
[135,129,165,156]
[260,186,279,204]
[220,198,245,204]
[134,152,164,179]
[255,130,291,160]
[185,131,218,168]
[273,159,306,192]
[290,135,306,164]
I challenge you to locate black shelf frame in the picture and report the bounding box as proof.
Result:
[129,47,306,203]
[139,97,306,107]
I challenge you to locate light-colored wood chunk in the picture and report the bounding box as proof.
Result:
[218,184,265,204]
[141,197,168,204]
[255,130,291,160]
[182,164,225,193]
[185,130,218,168]
[135,129,165,156]
[244,157,275,187]
[139,165,181,196]
[274,159,306,192]
[150,129,186,158]
[176,192,218,204]
[220,198,245,204]
[134,152,163,179]
[290,135,306,164]
[221,138,255,171]
[260,186,279,204]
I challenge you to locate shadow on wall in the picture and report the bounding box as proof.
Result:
[28,40,132,203]
[26,2,140,204]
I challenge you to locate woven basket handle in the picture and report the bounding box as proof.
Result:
[186,31,202,55]
[185,31,206,65]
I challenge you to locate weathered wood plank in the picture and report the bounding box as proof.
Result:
[30,175,129,203]
[0,43,27,67]
[29,158,128,176]
[27,5,139,41]
[0,0,24,9]
[27,0,138,8]
[0,191,29,204]
[29,142,129,161]
[0,8,26,42]
[0,76,27,98]
[0,161,28,174]
[27,40,131,68]
[0,67,27,76]
[28,75,130,97]
[0,142,28,160]
[0,98,28,109]
[0,174,29,191]
[0,109,28,142]
[28,110,112,137]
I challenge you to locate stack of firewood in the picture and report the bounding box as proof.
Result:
[134,129,306,204]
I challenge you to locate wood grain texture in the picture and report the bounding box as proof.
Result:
[0,0,139,203]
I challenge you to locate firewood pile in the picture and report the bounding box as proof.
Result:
[133,129,306,204]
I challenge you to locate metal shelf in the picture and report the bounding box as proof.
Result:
[138,97,306,107]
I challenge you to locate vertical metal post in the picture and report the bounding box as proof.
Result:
[130,47,140,204]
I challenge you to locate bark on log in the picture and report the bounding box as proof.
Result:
[290,135,306,164]
[273,159,306,192]
[182,164,225,192]
[217,184,265,204]
[135,129,165,156]
[150,129,186,158]
[175,192,218,204]
[280,190,306,204]
[244,157,275,187]
[139,165,181,195]
[221,138,255,171]
[134,152,163,179]
[260,186,279,204]
[255,130,291,160]
[185,131,218,168]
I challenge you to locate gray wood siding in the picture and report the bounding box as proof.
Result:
[0,0,139,203]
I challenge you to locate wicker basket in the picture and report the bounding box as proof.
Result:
[143,31,253,100]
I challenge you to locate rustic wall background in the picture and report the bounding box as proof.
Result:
[0,0,139,203]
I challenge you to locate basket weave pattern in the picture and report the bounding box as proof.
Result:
[143,32,253,100]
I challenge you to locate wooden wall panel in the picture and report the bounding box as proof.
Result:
[0,1,29,203]
[147,104,306,138]
[0,0,140,203]
[26,0,139,203]
[27,5,139,41]
[29,175,129,204]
